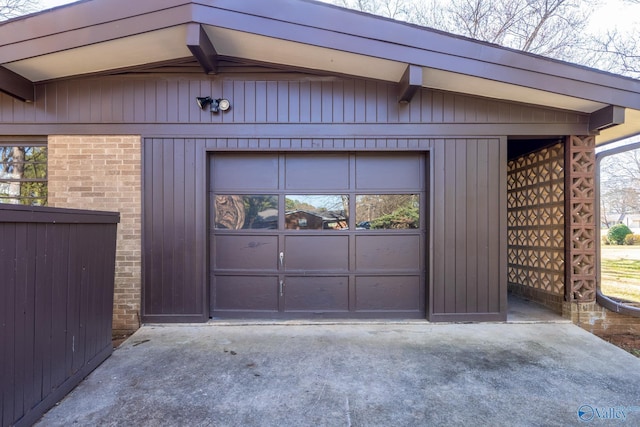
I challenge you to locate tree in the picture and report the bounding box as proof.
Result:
[327,0,413,19]
[356,194,419,228]
[589,28,640,79]
[600,148,640,227]
[369,204,419,229]
[321,0,596,59]
[0,0,40,20]
[608,223,633,245]
[7,146,24,203]
[319,0,640,78]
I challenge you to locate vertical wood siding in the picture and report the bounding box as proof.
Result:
[143,137,506,322]
[0,75,588,126]
[0,206,118,427]
[143,138,208,321]
[142,138,434,321]
[1,71,523,323]
[431,138,507,321]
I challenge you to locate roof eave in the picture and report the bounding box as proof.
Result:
[0,0,637,123]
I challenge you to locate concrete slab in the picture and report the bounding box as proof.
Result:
[36,323,640,426]
[507,295,567,323]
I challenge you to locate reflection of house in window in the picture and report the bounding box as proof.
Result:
[255,208,278,229]
[285,210,348,230]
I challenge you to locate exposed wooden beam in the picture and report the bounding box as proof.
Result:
[589,105,625,132]
[398,64,422,104]
[0,66,34,102]
[186,23,218,75]
[0,122,591,137]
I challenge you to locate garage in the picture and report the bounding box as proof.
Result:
[210,152,427,318]
[5,0,639,328]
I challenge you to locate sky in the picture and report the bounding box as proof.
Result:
[38,0,72,9]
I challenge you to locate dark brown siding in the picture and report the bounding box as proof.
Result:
[431,138,507,321]
[0,205,118,427]
[0,74,588,129]
[0,73,525,323]
[143,136,506,322]
[143,138,208,322]
[143,138,433,321]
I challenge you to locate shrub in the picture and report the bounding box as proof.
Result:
[369,205,419,229]
[608,224,633,245]
[624,234,640,245]
[602,235,611,245]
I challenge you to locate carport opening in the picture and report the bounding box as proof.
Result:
[506,137,566,320]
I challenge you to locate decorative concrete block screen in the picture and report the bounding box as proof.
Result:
[507,142,565,311]
[0,204,119,427]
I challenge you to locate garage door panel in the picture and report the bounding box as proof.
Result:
[210,152,426,319]
[355,235,421,270]
[212,154,279,190]
[285,154,350,190]
[214,276,279,311]
[284,276,349,311]
[285,235,349,271]
[355,276,421,311]
[356,154,422,190]
[214,235,278,270]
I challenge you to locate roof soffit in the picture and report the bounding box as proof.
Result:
[197,1,640,99]
[0,0,638,128]
[4,26,193,82]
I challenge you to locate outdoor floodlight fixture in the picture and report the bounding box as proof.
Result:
[196,96,231,113]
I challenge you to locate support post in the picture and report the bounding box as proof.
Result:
[564,135,597,303]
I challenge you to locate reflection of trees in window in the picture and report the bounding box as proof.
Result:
[0,145,47,206]
[243,196,278,229]
[286,197,317,212]
[215,195,246,229]
[286,195,349,217]
[214,195,278,229]
[356,194,419,229]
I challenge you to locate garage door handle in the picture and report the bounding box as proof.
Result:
[279,252,284,268]
[279,280,285,297]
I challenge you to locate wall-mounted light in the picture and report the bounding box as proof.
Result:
[196,96,231,113]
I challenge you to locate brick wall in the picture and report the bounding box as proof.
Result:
[564,302,640,336]
[48,136,142,333]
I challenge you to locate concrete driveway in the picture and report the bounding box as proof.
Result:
[36,321,640,426]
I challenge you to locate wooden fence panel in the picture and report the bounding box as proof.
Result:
[0,205,119,427]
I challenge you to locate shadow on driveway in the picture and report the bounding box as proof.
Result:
[37,323,640,426]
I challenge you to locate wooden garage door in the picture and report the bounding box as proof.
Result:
[209,153,426,319]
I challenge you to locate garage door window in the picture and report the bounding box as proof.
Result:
[356,194,419,229]
[286,195,349,230]
[214,195,278,230]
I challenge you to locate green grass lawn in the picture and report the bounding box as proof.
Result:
[600,247,640,303]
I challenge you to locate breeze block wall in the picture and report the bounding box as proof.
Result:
[507,142,565,313]
[48,135,142,333]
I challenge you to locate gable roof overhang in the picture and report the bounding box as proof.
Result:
[0,0,639,145]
